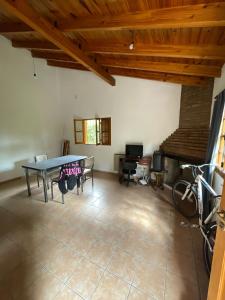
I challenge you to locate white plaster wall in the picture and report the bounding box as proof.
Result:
[0,37,63,182]
[213,65,225,98]
[59,68,181,172]
[212,65,225,194]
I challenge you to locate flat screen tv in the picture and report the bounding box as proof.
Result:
[125,144,143,158]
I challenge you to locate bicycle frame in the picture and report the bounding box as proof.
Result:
[195,172,220,251]
[181,164,220,252]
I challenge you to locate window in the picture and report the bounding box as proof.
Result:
[74,118,111,145]
[217,116,225,169]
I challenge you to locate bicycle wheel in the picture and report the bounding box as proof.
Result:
[172,180,198,218]
[203,222,217,276]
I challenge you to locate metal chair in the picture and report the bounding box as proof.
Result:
[34,154,59,188]
[35,154,48,188]
[51,175,65,204]
[81,156,94,191]
[50,163,82,203]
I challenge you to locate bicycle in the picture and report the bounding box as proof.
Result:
[172,164,221,275]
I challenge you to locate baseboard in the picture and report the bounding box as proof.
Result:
[164,183,172,190]
[0,176,23,185]
[0,170,117,185]
[94,169,118,176]
[155,183,173,205]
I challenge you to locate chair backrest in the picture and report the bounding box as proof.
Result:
[123,161,137,171]
[35,154,48,163]
[84,156,94,169]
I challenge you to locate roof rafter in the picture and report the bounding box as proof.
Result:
[85,43,225,61]
[0,0,115,86]
[12,39,225,61]
[0,22,32,33]
[1,2,225,33]
[31,50,221,77]
[47,60,210,87]
[98,56,221,77]
[12,40,59,50]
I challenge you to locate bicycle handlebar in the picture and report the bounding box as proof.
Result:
[181,163,214,168]
[180,163,215,180]
[180,164,191,169]
[180,163,215,171]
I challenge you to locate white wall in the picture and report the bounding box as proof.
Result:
[59,69,181,172]
[0,37,63,182]
[212,65,225,194]
[213,65,225,98]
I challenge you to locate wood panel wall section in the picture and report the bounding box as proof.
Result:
[0,0,224,86]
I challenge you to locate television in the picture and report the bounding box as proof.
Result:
[125,144,143,159]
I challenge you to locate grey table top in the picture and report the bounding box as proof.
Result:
[22,155,87,171]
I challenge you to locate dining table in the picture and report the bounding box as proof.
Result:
[22,155,87,202]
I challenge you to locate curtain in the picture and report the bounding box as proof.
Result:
[204,90,225,219]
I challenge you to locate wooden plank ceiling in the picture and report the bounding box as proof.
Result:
[0,0,225,86]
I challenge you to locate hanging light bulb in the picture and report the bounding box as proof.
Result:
[129,42,134,50]
[129,30,135,50]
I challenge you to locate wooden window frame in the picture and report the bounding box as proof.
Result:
[101,117,111,145]
[74,118,111,146]
[74,119,85,144]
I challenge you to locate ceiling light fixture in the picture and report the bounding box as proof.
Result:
[129,30,136,50]
[129,42,134,50]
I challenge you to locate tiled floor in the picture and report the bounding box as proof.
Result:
[0,172,208,300]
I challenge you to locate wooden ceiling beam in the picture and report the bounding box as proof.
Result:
[98,56,221,78]
[47,60,85,70]
[31,51,221,77]
[86,43,225,61]
[12,39,59,50]
[107,68,210,87]
[59,2,225,30]
[47,60,210,87]
[2,2,225,32]
[13,40,225,61]
[0,0,115,86]
[31,50,72,61]
[0,22,32,33]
